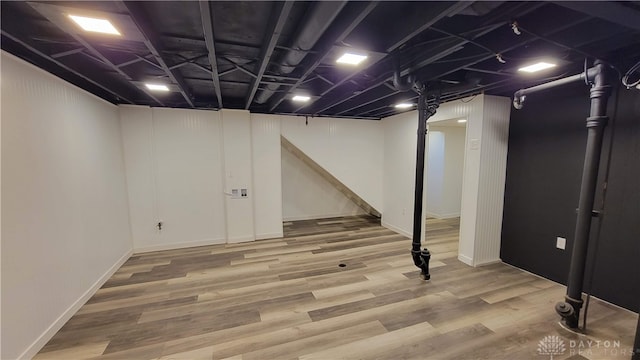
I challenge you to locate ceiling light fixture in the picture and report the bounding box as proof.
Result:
[394,103,413,109]
[518,61,557,73]
[457,119,467,123]
[336,52,368,65]
[292,95,311,102]
[145,83,170,92]
[68,15,121,35]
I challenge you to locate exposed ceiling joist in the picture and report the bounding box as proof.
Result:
[50,47,84,59]
[267,1,379,112]
[304,2,546,115]
[384,1,474,53]
[25,2,165,106]
[64,32,165,106]
[1,30,135,104]
[4,1,639,118]
[122,1,194,107]
[199,0,223,107]
[555,1,640,32]
[413,17,591,84]
[245,1,294,109]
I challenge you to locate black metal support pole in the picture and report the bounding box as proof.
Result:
[513,60,613,329]
[411,88,438,280]
[556,60,612,328]
[633,304,640,360]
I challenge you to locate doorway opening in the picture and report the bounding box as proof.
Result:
[424,118,467,257]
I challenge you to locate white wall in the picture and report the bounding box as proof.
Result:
[119,106,157,250]
[382,95,510,266]
[281,145,366,221]
[1,52,133,360]
[381,111,419,238]
[251,114,283,239]
[121,110,380,245]
[473,96,511,265]
[426,125,466,218]
[426,130,445,217]
[221,109,255,243]
[281,116,384,212]
[120,106,227,252]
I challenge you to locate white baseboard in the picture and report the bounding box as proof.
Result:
[18,249,132,360]
[283,211,366,222]
[226,236,255,244]
[381,221,411,239]
[426,212,461,219]
[134,238,226,253]
[474,258,501,267]
[458,253,474,266]
[255,232,283,240]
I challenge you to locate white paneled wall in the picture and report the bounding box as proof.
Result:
[1,52,132,360]
[120,106,227,251]
[221,110,255,243]
[152,108,226,249]
[382,95,510,266]
[282,146,366,221]
[281,116,384,212]
[121,108,285,248]
[251,114,284,239]
[381,111,419,238]
[474,96,511,265]
[426,130,445,217]
[426,126,466,219]
[453,97,484,265]
[119,106,157,250]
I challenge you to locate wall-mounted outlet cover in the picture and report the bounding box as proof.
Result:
[556,236,566,250]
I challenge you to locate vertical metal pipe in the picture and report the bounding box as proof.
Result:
[633,306,640,360]
[411,90,434,280]
[559,60,612,328]
[412,91,427,253]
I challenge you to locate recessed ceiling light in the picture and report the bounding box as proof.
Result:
[68,15,121,35]
[457,119,467,123]
[292,95,311,102]
[518,61,557,73]
[336,52,368,65]
[394,103,413,109]
[145,83,170,92]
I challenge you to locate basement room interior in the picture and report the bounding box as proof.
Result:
[1,1,639,359]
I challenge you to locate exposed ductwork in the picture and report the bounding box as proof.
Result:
[254,1,347,104]
[392,54,416,92]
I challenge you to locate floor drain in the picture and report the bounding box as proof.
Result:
[338,263,347,268]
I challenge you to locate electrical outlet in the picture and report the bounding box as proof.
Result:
[556,237,566,250]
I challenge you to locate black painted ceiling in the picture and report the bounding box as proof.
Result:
[2,1,640,119]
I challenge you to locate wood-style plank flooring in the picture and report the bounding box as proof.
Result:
[35,215,637,359]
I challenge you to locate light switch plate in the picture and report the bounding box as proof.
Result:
[556,237,566,250]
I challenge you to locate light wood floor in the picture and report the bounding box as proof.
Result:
[35,216,637,360]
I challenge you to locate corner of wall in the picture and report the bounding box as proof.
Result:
[18,249,132,360]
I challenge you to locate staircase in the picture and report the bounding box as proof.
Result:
[281,135,381,218]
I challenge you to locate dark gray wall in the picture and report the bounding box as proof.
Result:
[501,82,640,311]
